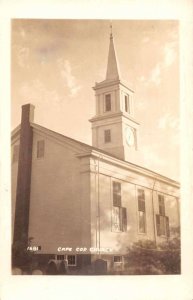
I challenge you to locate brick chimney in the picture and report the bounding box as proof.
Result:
[13,104,34,246]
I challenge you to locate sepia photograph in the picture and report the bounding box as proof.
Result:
[11,19,181,276]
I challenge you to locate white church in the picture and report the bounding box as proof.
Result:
[11,28,180,274]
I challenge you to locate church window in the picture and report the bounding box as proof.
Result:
[156,195,170,237]
[67,255,76,266]
[37,140,45,158]
[138,189,145,212]
[113,182,121,206]
[158,194,165,216]
[112,206,121,231]
[112,182,127,232]
[121,207,127,231]
[125,95,130,113]
[137,189,146,233]
[165,216,170,237]
[114,256,122,263]
[12,144,20,163]
[56,255,76,266]
[105,94,111,111]
[104,129,111,143]
[156,215,167,236]
[57,255,65,260]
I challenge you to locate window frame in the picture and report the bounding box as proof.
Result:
[37,140,45,159]
[113,255,123,263]
[156,214,170,237]
[67,255,77,266]
[56,255,65,261]
[56,254,77,266]
[104,93,111,112]
[112,206,122,232]
[113,181,121,207]
[112,181,127,232]
[124,94,130,113]
[104,129,111,143]
[158,194,165,216]
[137,189,146,234]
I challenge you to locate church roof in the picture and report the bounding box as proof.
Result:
[11,122,180,188]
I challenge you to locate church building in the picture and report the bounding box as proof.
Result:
[11,28,180,274]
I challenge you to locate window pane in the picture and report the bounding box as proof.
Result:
[138,189,145,199]
[138,189,145,212]
[67,255,76,266]
[105,94,111,111]
[57,255,65,260]
[166,216,170,237]
[114,256,122,263]
[158,195,165,216]
[125,95,130,113]
[156,214,161,236]
[112,206,121,231]
[113,182,121,207]
[121,207,127,232]
[138,200,145,212]
[104,129,111,143]
[160,215,166,235]
[37,140,45,158]
[139,211,146,233]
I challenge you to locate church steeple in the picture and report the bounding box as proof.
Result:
[90,24,140,163]
[106,25,120,81]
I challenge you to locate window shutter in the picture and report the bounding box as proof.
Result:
[166,216,170,237]
[156,214,161,236]
[105,94,111,111]
[37,140,45,158]
[104,129,111,143]
[112,206,121,231]
[158,195,165,216]
[121,207,127,232]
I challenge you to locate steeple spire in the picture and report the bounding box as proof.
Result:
[110,22,113,39]
[106,23,120,81]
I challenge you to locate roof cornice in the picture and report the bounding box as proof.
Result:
[76,150,180,188]
[93,79,134,93]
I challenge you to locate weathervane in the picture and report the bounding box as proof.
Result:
[110,21,113,39]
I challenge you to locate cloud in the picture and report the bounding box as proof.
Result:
[19,79,62,105]
[141,36,150,44]
[157,113,179,146]
[57,58,81,97]
[158,113,179,130]
[140,145,165,171]
[16,46,30,68]
[139,63,161,86]
[163,42,177,67]
[36,44,59,64]
[20,28,26,38]
[138,40,177,86]
[148,63,162,86]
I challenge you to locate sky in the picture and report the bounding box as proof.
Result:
[11,19,179,180]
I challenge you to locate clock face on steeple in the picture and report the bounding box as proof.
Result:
[125,127,135,147]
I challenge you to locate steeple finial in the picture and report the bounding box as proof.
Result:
[110,22,113,39]
[106,22,120,81]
